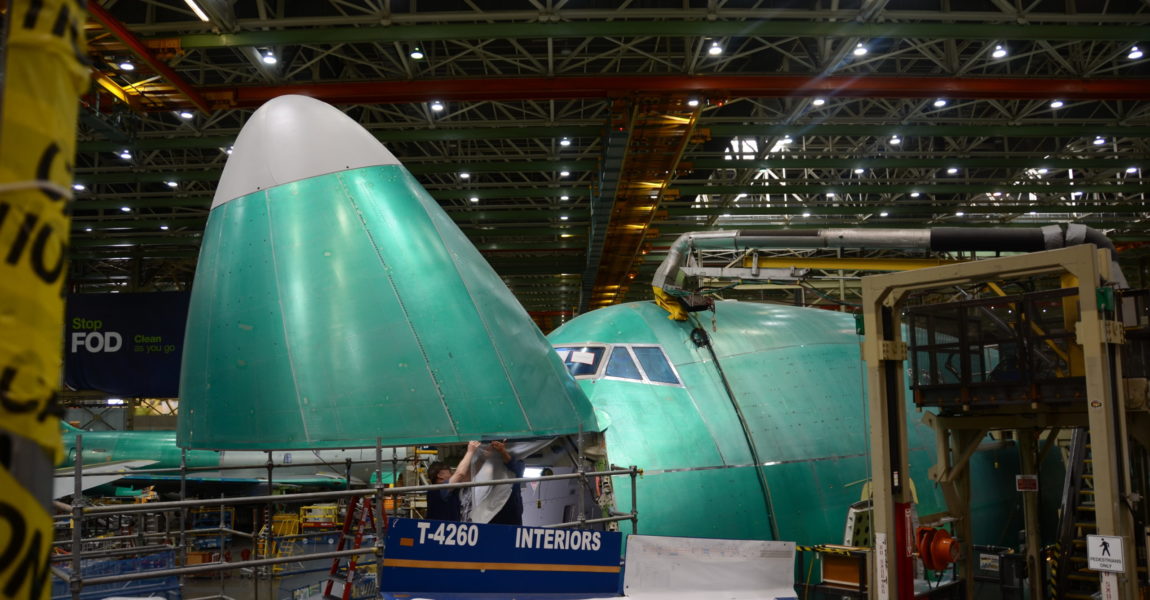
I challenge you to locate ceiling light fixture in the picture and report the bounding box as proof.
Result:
[826,192,835,198]
[687,98,700,107]
[1093,136,1106,146]
[1127,166,1138,174]
[560,215,569,221]
[802,211,812,217]
[854,168,865,174]
[889,135,901,145]
[184,0,210,21]
[84,227,92,232]
[179,110,194,119]
[852,43,868,56]
[410,47,425,60]
[119,150,132,160]
[812,97,826,106]
[559,170,570,177]
[261,50,277,65]
[955,211,965,216]
[160,225,169,231]
[120,206,131,213]
[72,183,85,191]
[1036,168,1048,174]
[947,167,958,174]
[119,60,135,71]
[469,196,479,203]
[933,98,948,108]
[225,146,233,155]
[1129,46,1143,60]
[560,137,571,147]
[708,41,723,56]
[991,45,1007,59]
[1049,99,1064,109]
[430,100,445,112]
[460,172,470,179]
[165,180,178,188]
[880,211,889,217]
[910,192,921,198]
[560,195,569,201]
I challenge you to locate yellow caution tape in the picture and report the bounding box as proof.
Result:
[0,1,89,599]
[0,466,55,600]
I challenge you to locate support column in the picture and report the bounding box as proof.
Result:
[862,287,913,600]
[1018,430,1044,600]
[1073,252,1139,599]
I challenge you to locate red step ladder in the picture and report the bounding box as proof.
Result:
[323,496,378,600]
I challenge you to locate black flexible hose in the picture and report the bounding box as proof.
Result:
[689,323,780,540]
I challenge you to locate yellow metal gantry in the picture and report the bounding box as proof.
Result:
[861,244,1141,600]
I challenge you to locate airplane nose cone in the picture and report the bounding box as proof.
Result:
[212,94,400,208]
[181,95,596,450]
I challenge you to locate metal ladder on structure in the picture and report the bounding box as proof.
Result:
[1051,428,1098,600]
[256,512,303,575]
[323,496,378,600]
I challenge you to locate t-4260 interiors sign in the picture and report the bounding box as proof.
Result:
[381,518,622,595]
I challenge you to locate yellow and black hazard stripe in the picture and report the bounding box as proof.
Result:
[1046,543,1061,600]
[0,1,88,600]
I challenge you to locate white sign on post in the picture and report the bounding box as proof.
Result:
[1086,535,1124,573]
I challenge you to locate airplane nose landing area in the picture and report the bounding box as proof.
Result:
[179,96,596,451]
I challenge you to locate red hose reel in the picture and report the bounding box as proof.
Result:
[915,526,961,572]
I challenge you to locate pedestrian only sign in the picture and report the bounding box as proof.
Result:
[1087,535,1124,573]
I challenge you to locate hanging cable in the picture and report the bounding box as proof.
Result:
[688,313,780,540]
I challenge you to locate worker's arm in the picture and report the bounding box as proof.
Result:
[449,440,481,484]
[490,440,512,464]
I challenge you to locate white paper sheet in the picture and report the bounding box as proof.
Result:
[621,535,796,600]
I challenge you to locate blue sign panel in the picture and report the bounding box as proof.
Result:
[64,293,190,397]
[382,518,622,596]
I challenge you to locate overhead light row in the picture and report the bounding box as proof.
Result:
[844,42,1141,62]
[811,97,1074,110]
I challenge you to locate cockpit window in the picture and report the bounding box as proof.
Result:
[554,344,682,387]
[555,346,605,378]
[605,347,643,381]
[632,346,680,384]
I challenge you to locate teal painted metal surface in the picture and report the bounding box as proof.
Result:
[60,425,219,470]
[180,165,596,449]
[549,300,1025,547]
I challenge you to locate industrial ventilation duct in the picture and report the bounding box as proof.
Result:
[652,224,1127,296]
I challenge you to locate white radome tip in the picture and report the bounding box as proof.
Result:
[212,95,401,208]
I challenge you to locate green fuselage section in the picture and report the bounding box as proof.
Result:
[549,300,1020,547]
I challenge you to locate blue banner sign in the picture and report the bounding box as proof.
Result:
[64,292,190,397]
[382,518,622,596]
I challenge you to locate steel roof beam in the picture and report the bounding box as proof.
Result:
[88,3,212,113]
[663,204,1150,216]
[705,124,1150,138]
[123,9,1150,35]
[653,221,1150,235]
[202,75,1150,107]
[78,126,605,151]
[674,183,1150,195]
[75,124,1150,153]
[689,158,1146,170]
[165,21,1149,49]
[75,161,597,183]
